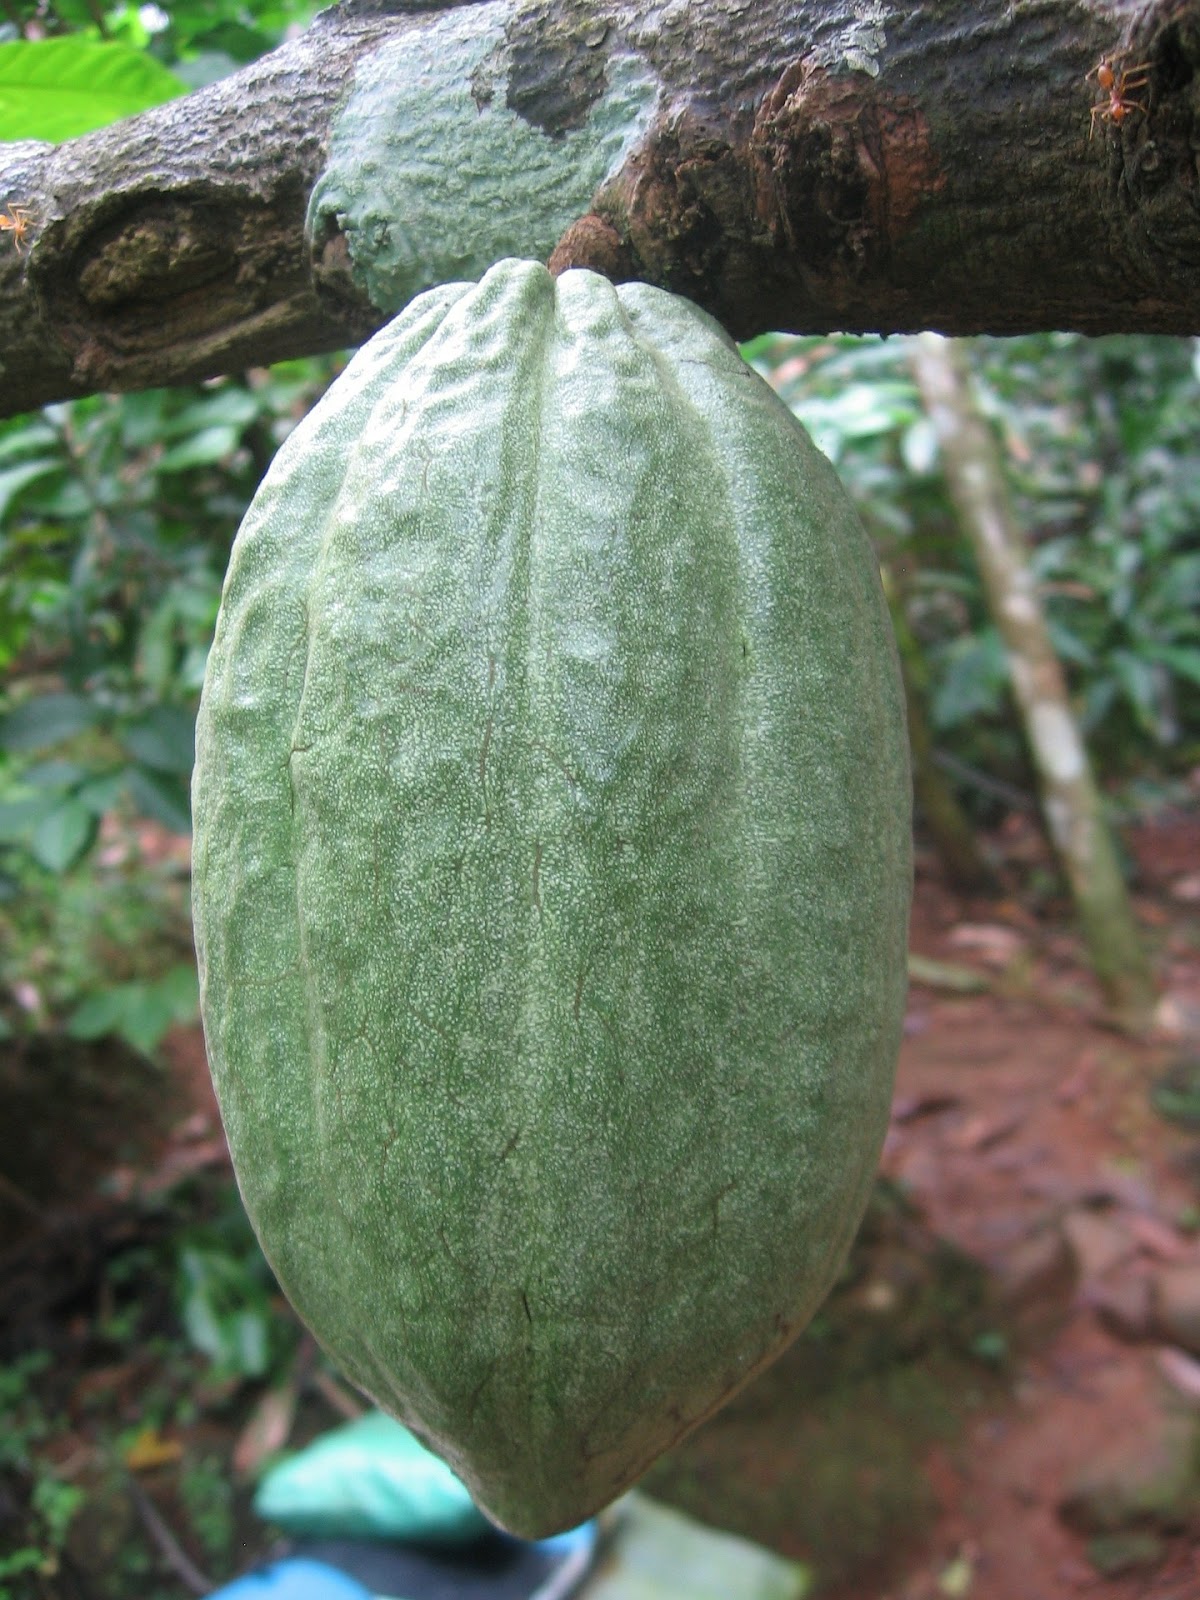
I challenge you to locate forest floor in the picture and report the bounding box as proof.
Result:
[873,810,1200,1600]
[3,799,1200,1599]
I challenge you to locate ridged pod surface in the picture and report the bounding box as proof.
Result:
[192,260,912,1537]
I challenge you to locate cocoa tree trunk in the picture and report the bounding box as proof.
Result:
[1,0,1200,416]
[908,333,1156,1031]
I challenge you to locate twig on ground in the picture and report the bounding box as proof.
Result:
[124,1472,212,1596]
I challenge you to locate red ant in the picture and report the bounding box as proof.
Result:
[0,202,32,253]
[1087,55,1153,138]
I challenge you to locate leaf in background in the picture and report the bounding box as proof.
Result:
[160,387,264,437]
[31,795,95,872]
[900,417,939,476]
[931,632,1010,730]
[120,705,195,774]
[1110,649,1168,737]
[0,458,62,519]
[66,986,129,1041]
[739,333,776,365]
[178,1246,274,1379]
[0,416,58,462]
[74,770,127,815]
[1081,675,1120,733]
[67,966,197,1053]
[17,475,91,519]
[0,38,186,143]
[1146,644,1200,688]
[0,691,98,753]
[0,796,44,841]
[115,389,176,452]
[125,766,192,834]
[20,757,89,790]
[157,424,240,473]
[1045,617,1096,670]
[156,962,200,1026]
[112,980,176,1055]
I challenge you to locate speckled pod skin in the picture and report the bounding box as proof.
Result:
[191,260,912,1538]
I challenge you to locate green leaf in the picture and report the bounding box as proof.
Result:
[116,389,175,451]
[0,458,62,518]
[0,692,98,753]
[1145,644,1200,688]
[931,633,1010,730]
[17,476,91,519]
[229,1309,271,1377]
[120,705,195,774]
[31,796,94,871]
[0,796,43,842]
[67,970,194,1055]
[66,987,129,1041]
[20,758,88,790]
[177,1245,273,1378]
[900,417,938,476]
[739,334,776,364]
[1110,650,1165,733]
[74,770,127,815]
[157,425,240,473]
[161,388,263,437]
[156,962,200,1026]
[0,416,58,462]
[114,981,177,1055]
[0,38,186,143]
[125,766,192,834]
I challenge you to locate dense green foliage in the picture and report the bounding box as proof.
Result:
[0,0,323,141]
[0,1178,301,1595]
[749,332,1200,799]
[0,1,318,89]
[0,362,339,1049]
[0,0,334,1059]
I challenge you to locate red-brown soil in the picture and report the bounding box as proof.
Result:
[863,808,1200,1600]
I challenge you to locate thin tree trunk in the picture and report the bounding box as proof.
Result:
[908,334,1155,1031]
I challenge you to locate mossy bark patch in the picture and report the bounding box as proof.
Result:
[307,2,658,313]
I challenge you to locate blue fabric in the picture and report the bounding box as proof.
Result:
[205,1558,373,1600]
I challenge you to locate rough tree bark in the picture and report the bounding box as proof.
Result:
[909,333,1157,1032]
[1,0,1200,416]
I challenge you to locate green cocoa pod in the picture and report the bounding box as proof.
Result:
[192,259,911,1538]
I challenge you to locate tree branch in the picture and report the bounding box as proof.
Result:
[2,0,1199,417]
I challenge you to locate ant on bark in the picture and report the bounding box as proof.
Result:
[0,203,32,253]
[1087,55,1153,138]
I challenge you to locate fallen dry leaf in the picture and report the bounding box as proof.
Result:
[1129,1213,1193,1263]
[948,922,1028,967]
[123,1426,182,1472]
[233,1382,299,1477]
[1055,1051,1098,1106]
[949,1109,1027,1152]
[1156,1345,1200,1404]
[891,1092,961,1125]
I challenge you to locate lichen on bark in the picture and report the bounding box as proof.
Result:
[306,0,659,313]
